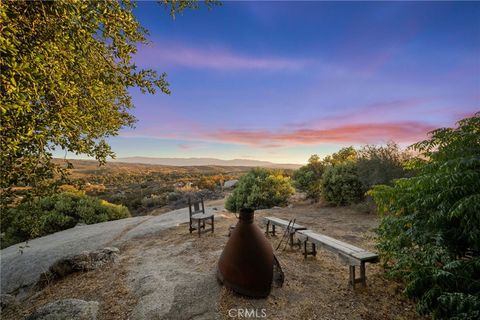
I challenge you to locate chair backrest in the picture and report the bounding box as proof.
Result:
[188,196,205,217]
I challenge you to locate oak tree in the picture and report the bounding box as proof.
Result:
[0,0,217,205]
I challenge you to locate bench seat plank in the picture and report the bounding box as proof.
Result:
[297,230,377,262]
[297,230,365,253]
[351,251,379,262]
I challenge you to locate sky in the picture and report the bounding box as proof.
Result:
[60,1,480,164]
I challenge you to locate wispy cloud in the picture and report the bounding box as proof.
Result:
[177,143,194,150]
[289,98,433,128]
[125,97,458,148]
[135,43,308,71]
[206,121,435,147]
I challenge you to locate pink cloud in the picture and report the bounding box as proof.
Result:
[206,121,435,147]
[135,43,307,71]
[177,143,194,150]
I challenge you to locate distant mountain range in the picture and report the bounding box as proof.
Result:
[113,157,302,169]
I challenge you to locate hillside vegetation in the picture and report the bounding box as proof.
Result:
[1,191,130,248]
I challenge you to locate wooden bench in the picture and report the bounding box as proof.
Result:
[296,230,378,288]
[263,217,307,248]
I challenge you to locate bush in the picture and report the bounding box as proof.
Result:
[323,146,357,166]
[292,155,325,201]
[0,192,130,248]
[369,113,480,319]
[321,162,364,205]
[357,142,410,189]
[225,168,294,212]
[140,194,165,208]
[197,176,218,191]
[294,148,357,202]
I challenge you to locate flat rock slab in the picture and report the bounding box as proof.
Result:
[128,241,221,320]
[1,206,224,297]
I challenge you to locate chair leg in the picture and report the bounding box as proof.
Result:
[189,221,193,234]
[198,219,201,237]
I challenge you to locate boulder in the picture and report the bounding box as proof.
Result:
[27,299,99,320]
[223,180,238,189]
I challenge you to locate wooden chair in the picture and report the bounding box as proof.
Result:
[188,197,214,236]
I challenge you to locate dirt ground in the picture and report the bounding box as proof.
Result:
[4,198,428,320]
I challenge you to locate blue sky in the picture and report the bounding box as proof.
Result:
[58,1,480,164]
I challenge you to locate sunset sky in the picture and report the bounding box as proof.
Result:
[61,1,479,164]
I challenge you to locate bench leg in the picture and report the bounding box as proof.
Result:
[198,219,201,237]
[302,241,316,259]
[349,263,368,288]
[349,265,356,289]
[360,262,366,287]
[211,216,214,233]
[265,222,270,236]
[272,225,276,236]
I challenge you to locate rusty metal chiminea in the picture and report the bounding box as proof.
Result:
[217,208,274,298]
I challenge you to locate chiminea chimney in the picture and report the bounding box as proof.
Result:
[217,208,274,298]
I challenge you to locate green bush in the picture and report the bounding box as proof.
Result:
[322,146,357,166]
[225,168,294,212]
[0,192,130,248]
[292,155,325,201]
[369,113,480,319]
[140,194,166,208]
[294,148,358,202]
[357,142,410,189]
[321,162,364,205]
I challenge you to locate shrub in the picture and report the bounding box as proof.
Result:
[0,192,130,248]
[321,162,364,205]
[197,176,217,191]
[322,146,357,166]
[292,155,325,201]
[166,191,182,202]
[294,148,357,202]
[140,194,165,208]
[225,168,294,212]
[357,142,410,189]
[369,113,480,319]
